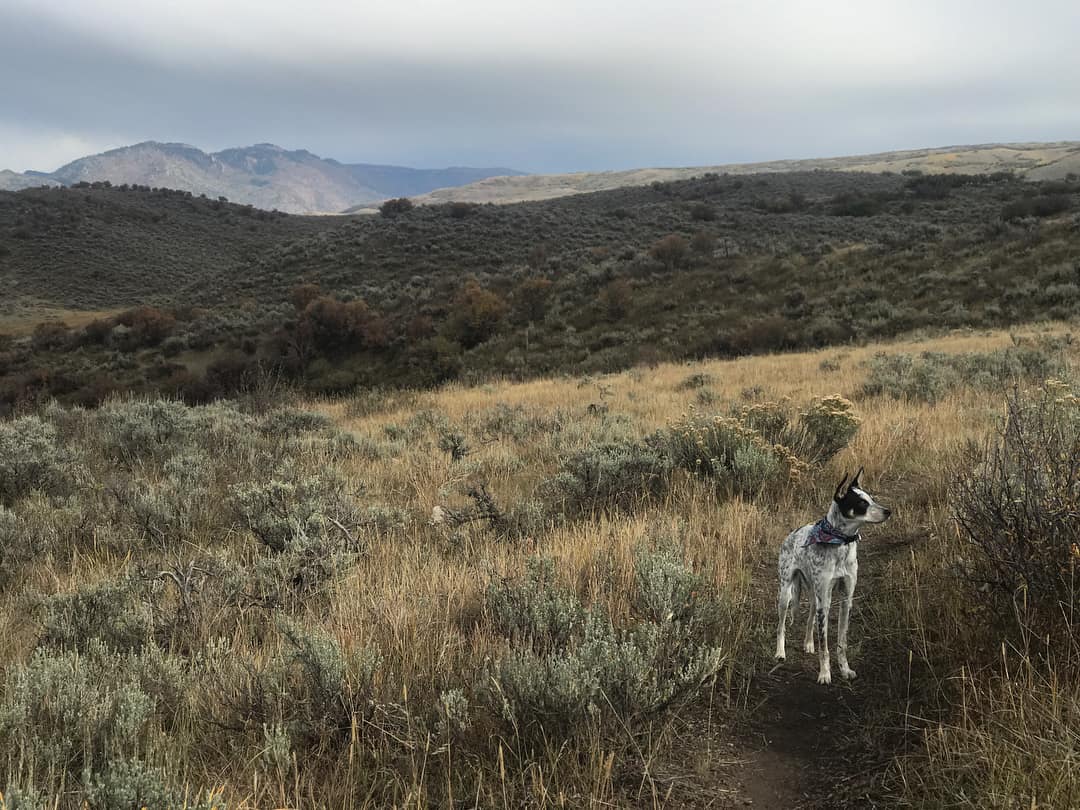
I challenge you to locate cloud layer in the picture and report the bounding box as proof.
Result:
[3,0,1078,173]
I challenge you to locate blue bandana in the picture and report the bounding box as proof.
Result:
[804,518,860,547]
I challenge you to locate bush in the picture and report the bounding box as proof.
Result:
[649,234,689,270]
[0,643,176,785]
[229,469,340,552]
[445,279,509,349]
[1002,194,1071,221]
[953,381,1080,642]
[667,408,806,497]
[489,547,725,743]
[487,556,584,653]
[113,306,177,348]
[798,395,861,463]
[39,577,154,652]
[862,348,1064,404]
[0,416,76,505]
[675,372,713,391]
[82,758,221,810]
[545,438,671,516]
[379,197,414,217]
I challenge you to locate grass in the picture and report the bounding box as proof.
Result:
[0,322,1076,807]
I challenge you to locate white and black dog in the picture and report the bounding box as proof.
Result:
[774,467,891,684]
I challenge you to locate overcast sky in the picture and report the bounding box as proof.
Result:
[2,0,1078,174]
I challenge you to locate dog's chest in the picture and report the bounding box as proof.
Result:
[801,542,857,581]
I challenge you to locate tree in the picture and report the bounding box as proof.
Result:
[380,197,414,217]
[512,277,554,324]
[298,296,390,355]
[445,279,509,349]
[598,279,632,321]
[649,234,689,271]
[290,283,323,311]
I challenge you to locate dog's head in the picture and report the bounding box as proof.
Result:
[833,467,892,525]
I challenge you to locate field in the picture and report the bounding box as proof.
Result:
[1,323,1077,808]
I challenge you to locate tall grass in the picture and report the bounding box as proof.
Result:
[0,323,1074,807]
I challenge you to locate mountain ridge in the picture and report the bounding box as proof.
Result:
[409,140,1080,206]
[0,141,523,213]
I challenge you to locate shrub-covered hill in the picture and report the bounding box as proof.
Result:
[0,184,327,311]
[1,170,1079,407]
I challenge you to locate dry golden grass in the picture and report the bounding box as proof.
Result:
[1,321,1076,808]
[0,305,123,335]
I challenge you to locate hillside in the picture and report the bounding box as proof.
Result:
[1,168,1078,407]
[411,141,1080,205]
[0,326,1075,807]
[1,142,522,213]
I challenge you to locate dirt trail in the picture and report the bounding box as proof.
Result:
[727,534,911,809]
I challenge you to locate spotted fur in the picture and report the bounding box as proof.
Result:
[774,467,892,684]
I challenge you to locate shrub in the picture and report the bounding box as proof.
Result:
[445,279,509,349]
[675,372,713,391]
[597,278,632,321]
[299,296,389,354]
[862,348,1064,404]
[667,408,806,497]
[229,471,339,552]
[113,306,177,347]
[82,758,222,810]
[952,381,1080,642]
[0,643,171,784]
[0,416,76,505]
[39,577,155,652]
[273,618,382,747]
[487,556,584,653]
[379,197,414,217]
[798,395,861,463]
[512,277,554,324]
[545,438,671,516]
[649,234,689,271]
[1002,194,1071,221]
[93,398,194,465]
[489,548,725,743]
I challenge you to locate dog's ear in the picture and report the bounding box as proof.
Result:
[833,472,848,502]
[850,466,864,490]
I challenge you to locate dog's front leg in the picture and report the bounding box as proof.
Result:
[803,591,816,653]
[814,579,835,684]
[837,574,857,680]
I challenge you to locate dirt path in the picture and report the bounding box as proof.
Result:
[725,533,911,810]
[630,532,912,809]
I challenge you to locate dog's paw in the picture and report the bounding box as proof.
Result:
[840,667,857,680]
[803,641,815,654]
[817,670,832,685]
[774,653,786,662]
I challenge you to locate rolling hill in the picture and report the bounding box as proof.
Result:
[0,142,523,213]
[1,166,1078,406]
[411,141,1080,206]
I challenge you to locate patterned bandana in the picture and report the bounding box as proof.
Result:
[804,518,860,547]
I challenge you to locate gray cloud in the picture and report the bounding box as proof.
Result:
[3,0,1079,173]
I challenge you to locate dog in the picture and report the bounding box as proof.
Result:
[774,467,892,684]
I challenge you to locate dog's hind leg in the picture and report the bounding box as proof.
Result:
[837,574,857,680]
[775,578,795,661]
[814,578,836,684]
[803,588,816,654]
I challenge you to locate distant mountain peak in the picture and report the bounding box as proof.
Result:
[1,141,526,212]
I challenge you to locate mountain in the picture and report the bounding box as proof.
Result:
[410,141,1080,205]
[0,142,523,213]
[0,169,59,191]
